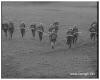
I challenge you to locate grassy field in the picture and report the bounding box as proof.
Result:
[1,2,98,78]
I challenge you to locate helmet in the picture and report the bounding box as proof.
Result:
[73,24,77,28]
[53,22,59,25]
[93,21,97,24]
[91,21,97,26]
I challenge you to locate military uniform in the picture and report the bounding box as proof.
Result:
[37,24,44,41]
[2,23,9,31]
[20,23,26,38]
[89,27,96,33]
[66,29,74,36]
[30,24,36,38]
[49,31,57,49]
[49,31,57,42]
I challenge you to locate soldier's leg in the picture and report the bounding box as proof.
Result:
[90,33,92,40]
[51,41,54,49]
[31,29,35,38]
[4,30,7,40]
[39,32,43,41]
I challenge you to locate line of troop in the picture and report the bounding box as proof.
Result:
[2,21,97,49]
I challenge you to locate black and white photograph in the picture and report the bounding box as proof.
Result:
[1,1,98,78]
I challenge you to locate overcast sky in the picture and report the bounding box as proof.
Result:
[2,2,97,8]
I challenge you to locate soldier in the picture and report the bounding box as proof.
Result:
[91,21,97,33]
[73,25,78,33]
[20,22,26,38]
[30,24,36,38]
[2,22,9,39]
[49,29,57,49]
[72,25,79,44]
[89,22,97,40]
[8,21,15,40]
[37,23,44,41]
[66,28,74,48]
[53,22,59,33]
[48,24,54,33]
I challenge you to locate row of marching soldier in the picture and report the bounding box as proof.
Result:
[2,21,97,49]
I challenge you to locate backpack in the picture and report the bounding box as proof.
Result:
[3,23,8,30]
[50,33,57,40]
[89,27,96,32]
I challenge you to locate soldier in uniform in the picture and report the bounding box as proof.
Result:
[30,24,36,38]
[89,22,97,40]
[20,22,26,38]
[72,25,79,44]
[8,21,15,39]
[49,29,57,49]
[37,23,44,41]
[53,22,59,33]
[2,22,9,39]
[66,28,74,48]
